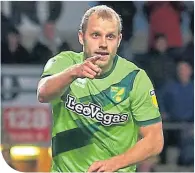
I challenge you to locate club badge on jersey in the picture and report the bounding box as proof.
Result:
[110,87,126,103]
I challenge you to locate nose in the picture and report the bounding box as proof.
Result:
[99,37,107,49]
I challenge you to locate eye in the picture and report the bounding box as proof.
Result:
[107,34,115,40]
[92,33,100,38]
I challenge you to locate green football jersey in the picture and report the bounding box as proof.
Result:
[41,51,161,172]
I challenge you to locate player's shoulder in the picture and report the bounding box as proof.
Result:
[117,55,141,71]
[43,51,83,73]
[117,56,148,78]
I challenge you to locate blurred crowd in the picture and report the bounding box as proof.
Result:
[1,1,194,172]
[131,2,194,170]
[1,19,71,64]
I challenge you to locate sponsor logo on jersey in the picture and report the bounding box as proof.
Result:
[74,78,87,88]
[65,94,128,126]
[150,89,158,107]
[110,87,126,103]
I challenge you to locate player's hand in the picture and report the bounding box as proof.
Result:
[87,157,121,173]
[75,55,102,79]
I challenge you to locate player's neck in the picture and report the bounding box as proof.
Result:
[99,60,114,77]
[97,55,118,79]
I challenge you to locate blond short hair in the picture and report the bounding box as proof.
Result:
[79,5,122,34]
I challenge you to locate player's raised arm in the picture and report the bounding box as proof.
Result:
[37,55,102,103]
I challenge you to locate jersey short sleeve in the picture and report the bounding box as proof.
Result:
[130,69,161,126]
[41,51,75,77]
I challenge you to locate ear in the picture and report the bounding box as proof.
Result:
[78,30,84,45]
[118,33,122,47]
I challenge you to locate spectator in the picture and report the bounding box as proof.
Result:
[1,27,30,64]
[150,33,168,53]
[159,61,194,164]
[134,33,177,90]
[143,1,184,50]
[160,61,194,122]
[30,21,62,64]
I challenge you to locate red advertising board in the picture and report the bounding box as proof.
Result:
[3,107,51,143]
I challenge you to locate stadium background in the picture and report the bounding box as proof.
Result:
[1,1,194,172]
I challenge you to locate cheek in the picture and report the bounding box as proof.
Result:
[85,39,98,51]
[109,43,118,53]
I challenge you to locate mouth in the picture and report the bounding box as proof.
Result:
[95,52,109,56]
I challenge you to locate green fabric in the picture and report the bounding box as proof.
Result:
[41,51,161,172]
[130,69,161,123]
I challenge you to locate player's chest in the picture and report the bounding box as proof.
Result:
[69,78,130,107]
[63,78,131,126]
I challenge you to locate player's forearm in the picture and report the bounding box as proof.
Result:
[37,65,79,103]
[114,135,163,170]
